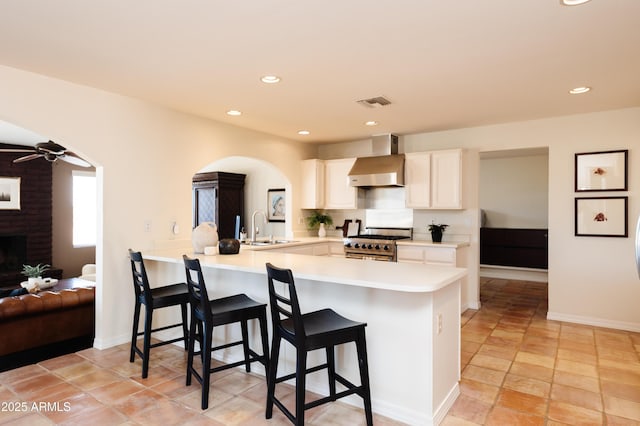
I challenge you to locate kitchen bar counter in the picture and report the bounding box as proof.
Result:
[144,248,466,293]
[143,247,466,425]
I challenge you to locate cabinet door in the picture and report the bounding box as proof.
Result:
[396,246,425,264]
[324,158,359,209]
[404,152,431,208]
[431,149,462,209]
[300,159,325,209]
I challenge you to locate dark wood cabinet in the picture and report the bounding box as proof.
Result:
[192,172,245,240]
[480,228,548,269]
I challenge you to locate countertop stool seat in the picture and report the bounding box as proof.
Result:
[183,255,269,410]
[128,249,189,379]
[265,262,373,426]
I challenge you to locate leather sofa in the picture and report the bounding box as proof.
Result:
[0,287,95,357]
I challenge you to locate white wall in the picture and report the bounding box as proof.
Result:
[402,108,640,331]
[0,65,315,347]
[2,64,638,335]
[479,152,548,228]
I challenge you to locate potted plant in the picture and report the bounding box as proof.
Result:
[306,210,333,237]
[428,223,448,243]
[21,263,50,287]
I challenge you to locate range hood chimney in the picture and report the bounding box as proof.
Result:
[348,134,404,187]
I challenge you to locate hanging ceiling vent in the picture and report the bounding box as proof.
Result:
[356,96,392,108]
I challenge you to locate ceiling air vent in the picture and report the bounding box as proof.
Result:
[356,96,392,108]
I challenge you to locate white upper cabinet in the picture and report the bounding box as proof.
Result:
[300,159,325,209]
[404,149,463,209]
[404,152,431,208]
[324,158,361,209]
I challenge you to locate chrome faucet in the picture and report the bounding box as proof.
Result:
[251,210,267,242]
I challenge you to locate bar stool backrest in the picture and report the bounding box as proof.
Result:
[183,255,212,323]
[265,262,305,339]
[129,249,153,306]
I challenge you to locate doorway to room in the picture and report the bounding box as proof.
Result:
[479,147,549,284]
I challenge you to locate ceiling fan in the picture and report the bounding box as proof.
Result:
[0,140,91,167]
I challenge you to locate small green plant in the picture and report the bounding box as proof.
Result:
[306,210,333,228]
[21,263,50,278]
[428,223,448,233]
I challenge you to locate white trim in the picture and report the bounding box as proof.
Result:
[480,265,548,282]
[547,311,640,333]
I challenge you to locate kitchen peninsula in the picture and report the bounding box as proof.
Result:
[143,246,466,425]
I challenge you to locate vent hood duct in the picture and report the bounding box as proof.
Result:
[348,134,404,187]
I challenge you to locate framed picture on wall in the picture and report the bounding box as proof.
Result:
[267,188,285,222]
[575,149,628,192]
[575,196,628,237]
[0,177,21,210]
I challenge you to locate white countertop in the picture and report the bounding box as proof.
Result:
[143,247,467,293]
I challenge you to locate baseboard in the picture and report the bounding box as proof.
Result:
[547,311,640,333]
[433,383,461,426]
[480,265,548,282]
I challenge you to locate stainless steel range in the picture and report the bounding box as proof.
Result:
[344,227,412,262]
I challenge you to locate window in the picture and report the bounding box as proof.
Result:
[73,171,97,247]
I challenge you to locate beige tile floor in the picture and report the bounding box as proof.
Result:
[1,278,639,425]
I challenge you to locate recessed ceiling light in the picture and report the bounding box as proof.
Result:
[560,0,591,5]
[365,121,379,126]
[261,75,281,84]
[298,130,310,135]
[569,86,591,94]
[226,110,242,116]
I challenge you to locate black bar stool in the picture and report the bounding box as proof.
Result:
[128,249,189,379]
[183,255,270,410]
[265,262,373,426]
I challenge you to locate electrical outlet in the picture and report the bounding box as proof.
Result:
[437,313,443,335]
[144,220,152,232]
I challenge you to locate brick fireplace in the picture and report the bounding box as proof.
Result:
[0,145,55,286]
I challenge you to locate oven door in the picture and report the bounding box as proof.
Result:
[345,252,395,262]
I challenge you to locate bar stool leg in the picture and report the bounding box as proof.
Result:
[326,345,336,400]
[295,348,308,426]
[201,324,213,410]
[240,319,251,372]
[356,330,373,426]
[180,302,189,350]
[186,316,197,386]
[130,300,141,363]
[258,313,270,375]
[142,307,153,379]
[265,333,281,419]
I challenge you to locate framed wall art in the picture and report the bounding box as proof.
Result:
[0,177,21,210]
[575,149,628,192]
[575,196,628,237]
[267,188,285,222]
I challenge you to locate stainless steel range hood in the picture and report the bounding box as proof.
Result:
[348,134,404,187]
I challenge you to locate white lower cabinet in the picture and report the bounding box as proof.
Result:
[397,244,459,266]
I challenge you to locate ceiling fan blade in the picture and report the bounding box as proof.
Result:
[58,153,91,167]
[0,148,35,153]
[13,153,43,163]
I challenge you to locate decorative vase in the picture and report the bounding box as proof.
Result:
[431,229,443,243]
[192,222,219,253]
[318,222,327,238]
[28,277,43,287]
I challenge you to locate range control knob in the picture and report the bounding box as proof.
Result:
[383,245,390,251]
[345,242,352,248]
[367,244,373,249]
[354,243,360,249]
[375,244,380,250]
